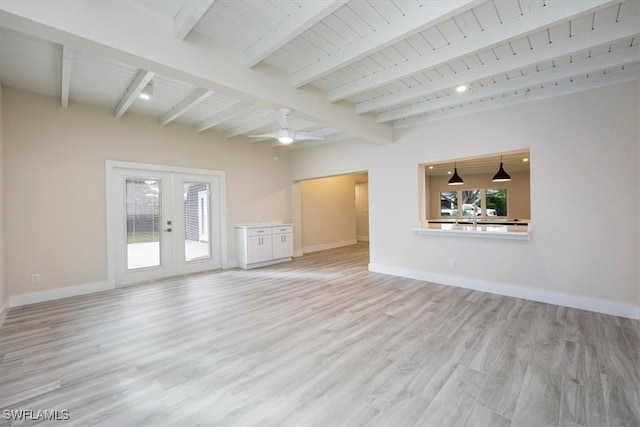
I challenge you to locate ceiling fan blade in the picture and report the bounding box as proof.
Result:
[248,133,278,138]
[294,132,325,141]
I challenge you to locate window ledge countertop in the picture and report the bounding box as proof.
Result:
[412,223,531,240]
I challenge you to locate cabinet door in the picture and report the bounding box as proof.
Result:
[247,236,263,264]
[281,233,293,257]
[273,233,293,259]
[249,235,273,263]
[260,235,273,262]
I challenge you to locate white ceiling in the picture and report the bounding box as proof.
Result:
[0,0,638,148]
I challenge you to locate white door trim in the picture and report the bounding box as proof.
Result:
[106,160,228,287]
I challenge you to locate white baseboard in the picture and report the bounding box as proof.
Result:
[293,250,304,258]
[0,300,9,328]
[303,239,358,253]
[9,280,115,308]
[369,263,640,320]
[238,257,292,270]
[356,235,369,242]
[222,260,238,269]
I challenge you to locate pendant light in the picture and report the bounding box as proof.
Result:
[492,155,511,182]
[448,162,464,185]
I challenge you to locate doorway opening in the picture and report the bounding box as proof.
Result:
[294,171,369,261]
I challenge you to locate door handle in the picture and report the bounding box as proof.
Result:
[164,228,172,232]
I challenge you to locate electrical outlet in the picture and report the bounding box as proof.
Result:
[31,273,40,284]
[449,259,456,269]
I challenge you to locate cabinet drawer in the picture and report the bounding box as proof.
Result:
[246,227,273,237]
[272,225,293,235]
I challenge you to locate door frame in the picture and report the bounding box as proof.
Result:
[106,160,228,287]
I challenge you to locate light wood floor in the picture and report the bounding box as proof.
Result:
[1,243,639,426]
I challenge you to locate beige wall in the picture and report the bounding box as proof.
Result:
[3,88,291,299]
[355,182,369,240]
[300,175,357,252]
[290,81,640,318]
[0,84,6,311]
[428,171,530,219]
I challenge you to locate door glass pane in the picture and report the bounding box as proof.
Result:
[126,178,161,270]
[184,182,211,262]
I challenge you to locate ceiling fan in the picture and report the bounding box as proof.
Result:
[249,108,324,145]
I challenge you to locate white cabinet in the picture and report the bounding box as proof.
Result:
[272,226,293,259]
[247,234,272,264]
[236,224,293,269]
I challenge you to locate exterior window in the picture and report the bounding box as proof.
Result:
[437,188,509,218]
[440,191,458,217]
[486,188,508,216]
[462,189,481,216]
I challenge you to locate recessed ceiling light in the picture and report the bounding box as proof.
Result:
[428,166,434,169]
[447,171,452,175]
[455,85,468,93]
[523,158,529,162]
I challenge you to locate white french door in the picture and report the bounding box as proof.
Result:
[172,173,221,276]
[108,162,225,286]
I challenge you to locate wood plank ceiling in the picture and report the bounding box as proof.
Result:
[0,0,638,148]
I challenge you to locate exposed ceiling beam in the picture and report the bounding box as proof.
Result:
[195,101,253,133]
[160,88,213,125]
[359,17,640,115]
[60,45,72,108]
[115,69,154,118]
[323,132,352,143]
[245,0,347,68]
[0,1,394,143]
[395,67,640,128]
[173,0,215,41]
[224,113,276,139]
[378,47,640,123]
[292,0,481,88]
[327,0,617,103]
